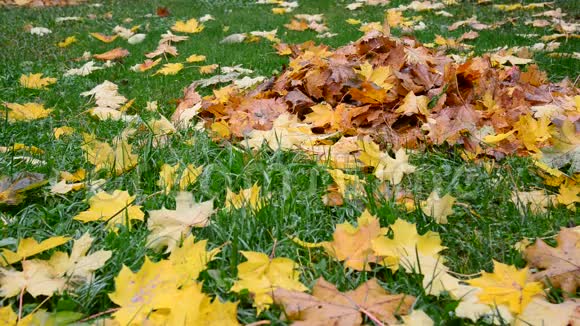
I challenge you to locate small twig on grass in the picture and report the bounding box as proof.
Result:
[17,286,25,322]
[269,238,278,259]
[447,270,482,278]
[359,307,385,326]
[245,321,271,326]
[78,308,120,323]
[28,295,52,317]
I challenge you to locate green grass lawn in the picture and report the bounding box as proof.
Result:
[0,0,578,324]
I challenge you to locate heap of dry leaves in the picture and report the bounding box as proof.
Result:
[173,30,578,164]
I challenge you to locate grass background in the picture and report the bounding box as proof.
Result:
[0,0,578,324]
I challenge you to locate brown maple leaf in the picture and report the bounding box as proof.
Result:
[524,227,580,295]
[273,278,414,325]
[93,48,129,61]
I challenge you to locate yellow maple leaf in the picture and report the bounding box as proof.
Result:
[157,163,203,193]
[50,180,84,195]
[514,114,550,153]
[511,190,555,214]
[147,192,213,253]
[60,169,86,182]
[2,102,52,122]
[158,163,180,193]
[357,138,388,168]
[453,285,514,323]
[81,134,138,175]
[420,191,456,224]
[346,18,361,25]
[468,261,544,314]
[53,126,74,139]
[374,148,416,185]
[483,130,516,144]
[303,103,339,129]
[372,219,445,272]
[359,22,383,33]
[0,236,70,266]
[186,54,206,63]
[225,183,264,212]
[168,235,220,287]
[109,258,179,325]
[171,18,205,33]
[395,91,430,116]
[0,260,66,298]
[322,210,391,271]
[179,164,203,190]
[199,63,219,74]
[48,233,111,283]
[556,181,579,210]
[230,251,308,314]
[327,168,366,198]
[90,32,118,43]
[0,143,43,155]
[57,36,77,48]
[355,61,394,90]
[272,7,288,14]
[153,63,184,76]
[148,282,238,325]
[0,306,16,325]
[19,73,56,89]
[74,190,144,231]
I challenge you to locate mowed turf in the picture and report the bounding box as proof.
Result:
[0,0,578,324]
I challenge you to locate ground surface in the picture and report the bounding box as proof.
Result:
[0,0,578,325]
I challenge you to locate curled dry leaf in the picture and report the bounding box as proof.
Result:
[0,172,47,206]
